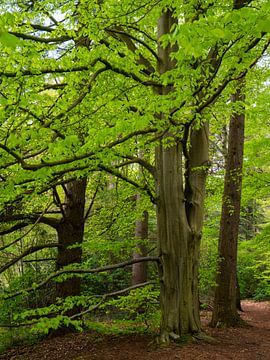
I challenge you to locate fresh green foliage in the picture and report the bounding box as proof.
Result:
[0,0,270,344]
[238,224,270,300]
[104,285,159,322]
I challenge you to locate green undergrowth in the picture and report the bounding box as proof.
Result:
[84,309,160,337]
[0,309,160,354]
[0,327,44,354]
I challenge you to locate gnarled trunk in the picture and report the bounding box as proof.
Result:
[156,125,209,343]
[156,141,196,342]
[156,9,209,344]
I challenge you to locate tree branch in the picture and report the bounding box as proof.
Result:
[0,214,59,229]
[99,59,161,87]
[197,36,270,113]
[105,26,159,62]
[0,281,155,328]
[0,222,30,237]
[9,31,71,44]
[0,243,59,274]
[2,128,156,171]
[3,256,160,299]
[115,154,156,178]
[98,164,156,203]
[0,66,90,78]
[70,281,156,319]
[84,185,99,222]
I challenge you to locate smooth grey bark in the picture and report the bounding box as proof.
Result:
[132,202,148,285]
[156,10,209,344]
[211,83,245,327]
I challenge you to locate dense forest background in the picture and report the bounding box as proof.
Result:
[0,0,270,353]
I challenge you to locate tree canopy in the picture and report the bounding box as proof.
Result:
[0,0,270,347]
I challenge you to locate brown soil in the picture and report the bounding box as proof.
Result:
[1,300,270,360]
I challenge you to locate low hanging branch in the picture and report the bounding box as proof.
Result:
[0,281,155,328]
[3,256,160,300]
[0,201,56,251]
[0,243,59,274]
[0,222,30,237]
[70,281,156,320]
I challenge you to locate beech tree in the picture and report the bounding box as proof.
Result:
[0,178,88,311]
[132,195,149,286]
[0,0,270,343]
[211,80,245,327]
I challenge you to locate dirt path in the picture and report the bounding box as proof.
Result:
[1,300,270,360]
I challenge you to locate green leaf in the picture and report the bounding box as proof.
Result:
[0,31,20,49]
[257,19,270,33]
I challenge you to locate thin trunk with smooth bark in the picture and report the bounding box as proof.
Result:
[211,84,245,327]
[132,203,148,285]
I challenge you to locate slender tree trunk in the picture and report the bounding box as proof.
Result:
[55,178,87,308]
[132,201,148,285]
[211,83,245,327]
[132,152,149,286]
[156,10,209,344]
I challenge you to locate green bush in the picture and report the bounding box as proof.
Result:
[103,285,160,323]
[238,224,270,300]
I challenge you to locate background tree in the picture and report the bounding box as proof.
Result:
[211,79,245,327]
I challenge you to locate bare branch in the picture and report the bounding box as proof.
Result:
[27,24,56,32]
[23,257,56,262]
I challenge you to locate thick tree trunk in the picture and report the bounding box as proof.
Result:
[156,142,198,343]
[211,84,245,327]
[156,9,209,344]
[55,178,87,308]
[156,125,209,343]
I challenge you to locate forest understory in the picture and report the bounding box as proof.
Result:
[1,300,269,360]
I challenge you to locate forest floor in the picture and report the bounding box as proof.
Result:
[1,300,270,360]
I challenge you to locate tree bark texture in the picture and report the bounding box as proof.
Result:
[156,10,209,343]
[211,84,245,327]
[55,178,87,304]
